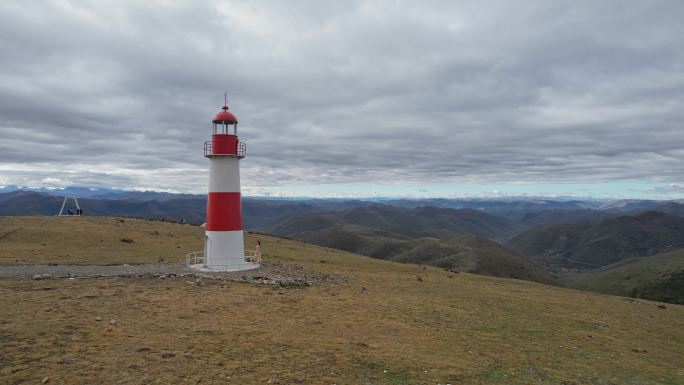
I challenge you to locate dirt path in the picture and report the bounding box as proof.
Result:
[0,261,337,286]
[0,262,193,279]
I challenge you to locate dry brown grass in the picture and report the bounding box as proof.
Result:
[1,217,683,384]
[0,216,202,265]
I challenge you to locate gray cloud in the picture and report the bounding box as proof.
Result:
[0,0,682,194]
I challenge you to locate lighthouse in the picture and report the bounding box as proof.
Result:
[198,96,257,271]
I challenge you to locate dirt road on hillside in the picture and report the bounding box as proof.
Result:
[0,261,337,286]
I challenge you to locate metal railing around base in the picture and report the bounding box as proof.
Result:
[244,249,262,264]
[186,250,205,267]
[185,249,261,270]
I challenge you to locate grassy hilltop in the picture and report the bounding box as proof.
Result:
[1,216,683,384]
[571,248,684,304]
[0,216,204,265]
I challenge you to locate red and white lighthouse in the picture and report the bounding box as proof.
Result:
[200,96,256,271]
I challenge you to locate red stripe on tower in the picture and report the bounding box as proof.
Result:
[206,192,243,231]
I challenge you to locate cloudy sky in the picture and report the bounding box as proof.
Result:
[0,1,683,198]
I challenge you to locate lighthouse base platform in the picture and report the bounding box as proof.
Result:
[185,250,261,272]
[188,263,260,272]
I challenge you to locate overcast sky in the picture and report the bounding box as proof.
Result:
[0,1,683,198]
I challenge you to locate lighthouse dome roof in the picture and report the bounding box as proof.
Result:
[212,105,238,124]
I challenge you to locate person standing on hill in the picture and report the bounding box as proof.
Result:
[254,240,262,264]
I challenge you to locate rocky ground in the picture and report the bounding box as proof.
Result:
[0,261,337,287]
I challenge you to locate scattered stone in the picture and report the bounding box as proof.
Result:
[32,274,54,280]
[120,238,134,243]
[658,304,667,309]
[279,279,309,287]
[416,276,423,282]
[137,347,151,353]
[41,377,49,384]
[184,351,193,358]
[109,319,117,325]
[631,347,647,353]
[597,322,609,329]
[117,218,125,223]
[360,286,368,292]
[194,278,204,287]
[95,316,103,321]
[47,263,58,266]
[161,352,176,359]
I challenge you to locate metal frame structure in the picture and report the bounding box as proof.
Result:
[57,196,81,216]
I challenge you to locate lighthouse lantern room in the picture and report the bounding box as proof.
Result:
[192,96,257,271]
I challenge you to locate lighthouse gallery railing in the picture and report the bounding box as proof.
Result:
[204,141,246,157]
